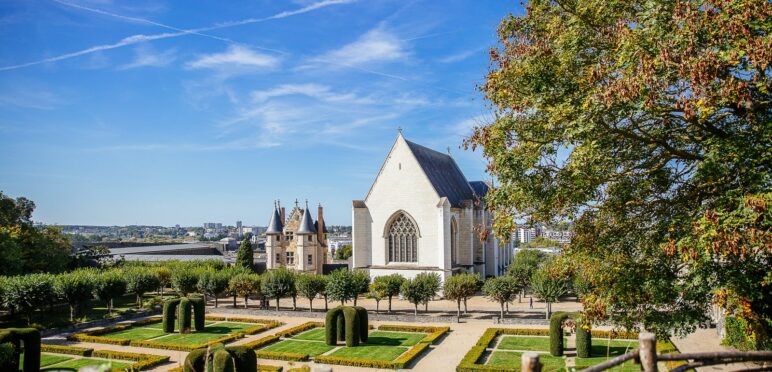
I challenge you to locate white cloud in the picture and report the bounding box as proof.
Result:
[438,48,483,63]
[250,84,373,105]
[310,28,407,67]
[119,46,176,70]
[187,45,280,70]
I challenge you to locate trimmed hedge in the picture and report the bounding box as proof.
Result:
[576,325,591,358]
[228,346,257,372]
[92,349,170,371]
[0,328,40,372]
[213,347,235,372]
[392,341,430,368]
[456,328,554,372]
[163,298,181,333]
[276,322,323,339]
[549,312,569,356]
[314,355,399,369]
[87,324,132,336]
[41,343,92,356]
[257,365,283,372]
[178,297,193,333]
[325,306,367,346]
[377,324,449,344]
[68,334,131,345]
[242,334,281,349]
[182,349,205,372]
[355,306,369,343]
[189,297,206,331]
[132,316,163,327]
[184,344,256,372]
[591,329,639,340]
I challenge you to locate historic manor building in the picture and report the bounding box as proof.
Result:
[265,201,328,274]
[352,133,514,283]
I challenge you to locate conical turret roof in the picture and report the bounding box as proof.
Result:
[297,206,316,234]
[265,207,284,235]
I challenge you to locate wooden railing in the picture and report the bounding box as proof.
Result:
[520,332,772,372]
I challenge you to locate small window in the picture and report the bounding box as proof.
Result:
[286,251,295,265]
[310,235,313,242]
[285,232,294,241]
[307,254,313,265]
[275,253,280,263]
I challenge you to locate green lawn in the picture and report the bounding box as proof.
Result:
[47,357,131,370]
[573,341,639,372]
[19,353,73,368]
[365,331,426,347]
[486,351,565,371]
[143,320,217,330]
[292,328,327,342]
[497,336,566,351]
[261,340,335,356]
[107,327,166,340]
[153,331,231,345]
[328,345,408,361]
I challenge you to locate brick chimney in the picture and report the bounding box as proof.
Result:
[281,207,285,224]
[317,204,325,244]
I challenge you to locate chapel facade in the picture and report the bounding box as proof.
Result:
[352,133,513,282]
[265,201,328,274]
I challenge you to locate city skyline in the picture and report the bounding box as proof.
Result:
[0,1,518,226]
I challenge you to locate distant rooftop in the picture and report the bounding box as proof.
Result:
[108,243,214,255]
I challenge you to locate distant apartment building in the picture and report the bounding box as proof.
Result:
[541,228,572,245]
[265,201,328,274]
[203,222,223,230]
[515,224,572,245]
[517,226,540,244]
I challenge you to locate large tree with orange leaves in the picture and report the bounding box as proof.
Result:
[469,0,771,341]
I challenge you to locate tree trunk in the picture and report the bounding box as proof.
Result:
[136,293,142,308]
[518,293,521,303]
[375,300,380,314]
[324,295,328,311]
[506,302,509,314]
[353,296,357,306]
[388,296,392,313]
[463,297,468,313]
[244,296,249,309]
[424,302,428,313]
[214,296,219,308]
[457,300,461,318]
[107,299,112,315]
[70,304,76,322]
[232,294,237,308]
[500,303,505,320]
[292,296,297,311]
[414,304,418,316]
[545,302,550,319]
[309,299,314,313]
[276,298,280,311]
[160,286,164,300]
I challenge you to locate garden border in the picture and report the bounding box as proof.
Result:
[66,315,282,351]
[39,344,170,371]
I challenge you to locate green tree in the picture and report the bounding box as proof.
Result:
[235,235,254,270]
[93,269,127,315]
[3,273,54,324]
[415,272,441,312]
[444,273,480,317]
[125,268,160,308]
[197,270,230,307]
[367,281,387,314]
[530,268,567,320]
[228,273,261,309]
[469,0,771,337]
[0,228,22,275]
[171,269,200,296]
[350,269,370,306]
[507,249,546,301]
[482,276,520,319]
[325,269,356,305]
[521,237,561,249]
[373,274,405,313]
[400,278,424,316]
[261,268,295,311]
[334,244,352,260]
[155,267,172,299]
[296,273,327,312]
[55,269,96,321]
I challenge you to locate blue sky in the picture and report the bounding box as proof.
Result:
[0,0,521,226]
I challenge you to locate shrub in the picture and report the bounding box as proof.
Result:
[393,341,430,368]
[163,298,181,332]
[591,329,639,339]
[0,342,14,371]
[189,296,206,330]
[722,316,769,351]
[0,328,40,372]
[257,365,283,372]
[576,325,591,358]
[41,343,92,356]
[549,311,569,356]
[92,349,170,370]
[314,355,397,369]
[178,297,193,333]
[68,334,130,345]
[133,316,162,327]
[213,347,236,372]
[228,346,257,372]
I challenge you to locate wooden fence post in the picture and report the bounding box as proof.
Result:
[639,332,657,372]
[522,351,542,372]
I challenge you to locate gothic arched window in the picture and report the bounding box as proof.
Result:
[450,217,458,265]
[386,212,419,263]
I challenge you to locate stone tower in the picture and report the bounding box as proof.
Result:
[265,200,328,274]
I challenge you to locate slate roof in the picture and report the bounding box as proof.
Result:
[469,181,490,198]
[297,207,317,234]
[265,208,284,235]
[405,139,476,208]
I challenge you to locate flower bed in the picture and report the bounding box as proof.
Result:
[456,328,563,372]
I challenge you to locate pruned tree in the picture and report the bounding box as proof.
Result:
[373,274,404,313]
[93,269,126,315]
[296,272,327,312]
[482,276,519,319]
[261,267,295,311]
[228,273,261,309]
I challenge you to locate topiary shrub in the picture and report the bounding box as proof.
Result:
[184,343,257,372]
[189,297,206,331]
[549,311,568,356]
[163,298,181,333]
[576,324,592,358]
[342,306,361,347]
[325,306,368,347]
[354,306,369,343]
[178,297,193,333]
[0,328,41,372]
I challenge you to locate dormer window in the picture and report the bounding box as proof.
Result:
[285,232,294,241]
